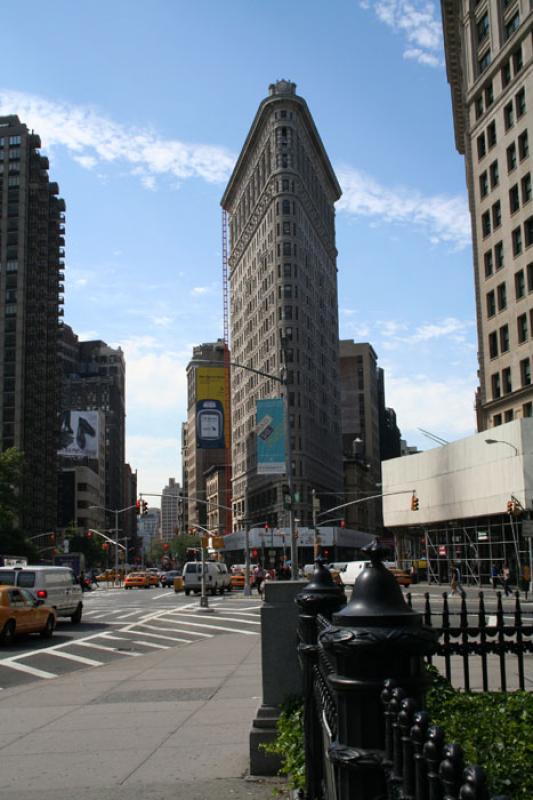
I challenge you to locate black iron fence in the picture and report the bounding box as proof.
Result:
[406,590,533,691]
[296,548,516,800]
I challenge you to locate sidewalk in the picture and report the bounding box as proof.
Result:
[0,632,288,800]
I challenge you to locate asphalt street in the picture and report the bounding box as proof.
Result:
[0,586,262,690]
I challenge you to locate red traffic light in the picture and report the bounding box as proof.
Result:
[252,549,258,558]
[136,500,141,516]
[339,520,346,528]
[102,542,109,551]
[87,531,93,538]
[163,543,169,551]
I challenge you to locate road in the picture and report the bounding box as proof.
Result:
[0,586,262,690]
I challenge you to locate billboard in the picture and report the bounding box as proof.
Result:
[196,367,227,449]
[256,398,286,475]
[59,410,99,458]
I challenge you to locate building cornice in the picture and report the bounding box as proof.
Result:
[441,0,466,154]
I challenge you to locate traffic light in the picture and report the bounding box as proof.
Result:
[49,533,55,544]
[102,542,109,551]
[163,543,170,551]
[252,549,258,558]
[411,494,419,511]
[264,523,269,531]
[87,530,93,539]
[339,520,346,529]
[507,500,514,514]
[136,500,141,516]
[142,500,148,516]
[282,484,292,510]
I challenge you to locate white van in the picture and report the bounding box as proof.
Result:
[182,562,231,595]
[340,560,371,589]
[0,566,83,622]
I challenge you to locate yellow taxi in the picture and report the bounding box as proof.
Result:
[124,572,150,589]
[146,572,160,587]
[0,586,56,644]
[96,570,117,582]
[230,571,254,590]
[387,567,412,587]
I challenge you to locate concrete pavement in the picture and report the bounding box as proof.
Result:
[0,630,288,800]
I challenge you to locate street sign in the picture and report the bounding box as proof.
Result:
[211,536,224,549]
[477,531,488,541]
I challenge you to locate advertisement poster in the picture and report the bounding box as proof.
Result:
[59,410,99,458]
[256,398,286,475]
[196,367,227,449]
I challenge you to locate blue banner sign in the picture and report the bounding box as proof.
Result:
[256,398,286,475]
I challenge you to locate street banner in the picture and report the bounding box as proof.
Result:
[256,398,285,475]
[196,367,227,449]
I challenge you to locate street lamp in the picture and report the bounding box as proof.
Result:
[484,438,519,455]
[89,504,137,585]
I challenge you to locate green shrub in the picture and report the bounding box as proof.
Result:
[426,670,533,800]
[261,697,305,791]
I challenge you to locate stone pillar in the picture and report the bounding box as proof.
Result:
[249,579,307,776]
[320,541,437,800]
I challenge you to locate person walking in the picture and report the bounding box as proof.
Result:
[502,562,512,596]
[450,563,464,596]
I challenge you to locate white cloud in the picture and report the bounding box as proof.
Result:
[126,434,181,502]
[380,317,473,347]
[0,89,236,188]
[191,286,210,296]
[117,335,188,413]
[337,167,471,248]
[362,1,443,67]
[387,374,476,437]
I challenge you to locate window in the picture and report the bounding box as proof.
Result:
[522,173,532,203]
[479,49,491,73]
[502,60,512,87]
[282,199,291,215]
[478,133,486,160]
[497,282,507,310]
[489,331,498,358]
[518,312,528,342]
[519,130,529,159]
[492,372,501,399]
[507,142,517,171]
[492,200,501,228]
[502,367,512,394]
[482,210,491,236]
[523,402,532,417]
[8,136,20,146]
[480,171,489,197]
[486,82,494,107]
[487,120,497,147]
[512,226,522,255]
[493,230,505,274]
[505,12,520,40]
[487,289,496,316]
[515,269,525,298]
[475,95,484,120]
[484,250,494,277]
[499,324,510,352]
[525,216,533,247]
[504,102,514,130]
[504,409,514,422]
[477,12,489,43]
[510,184,520,213]
[516,88,526,118]
[490,160,499,187]
[493,413,502,426]
[527,262,533,291]
[521,358,531,386]
[513,47,523,74]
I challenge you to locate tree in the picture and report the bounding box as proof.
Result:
[0,449,33,557]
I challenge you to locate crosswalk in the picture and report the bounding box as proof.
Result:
[0,597,262,689]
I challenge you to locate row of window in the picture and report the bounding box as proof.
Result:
[477,8,520,76]
[477,87,526,161]
[491,357,531,400]
[0,136,21,147]
[493,403,532,426]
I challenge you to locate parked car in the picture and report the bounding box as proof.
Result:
[124,572,150,589]
[0,586,57,644]
[0,565,83,623]
[147,572,161,587]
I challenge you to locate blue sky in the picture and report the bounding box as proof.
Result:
[1,1,477,500]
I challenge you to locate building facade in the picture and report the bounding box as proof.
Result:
[0,116,65,534]
[138,508,161,562]
[221,80,343,529]
[442,1,533,429]
[161,477,180,541]
[61,330,126,518]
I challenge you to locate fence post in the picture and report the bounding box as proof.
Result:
[296,557,346,800]
[320,540,437,800]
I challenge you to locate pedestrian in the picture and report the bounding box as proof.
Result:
[520,563,530,600]
[254,564,265,597]
[490,563,499,590]
[450,563,464,596]
[502,562,512,596]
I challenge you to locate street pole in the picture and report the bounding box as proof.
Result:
[312,488,319,558]
[244,523,251,597]
[200,543,208,609]
[114,509,119,587]
[282,371,297,580]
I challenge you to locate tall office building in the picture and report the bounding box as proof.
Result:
[442,2,533,429]
[221,80,343,528]
[161,477,180,541]
[61,329,126,516]
[0,116,65,535]
[185,342,227,530]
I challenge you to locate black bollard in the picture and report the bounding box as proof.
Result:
[319,540,437,800]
